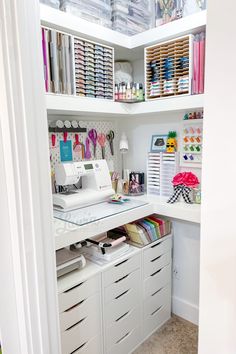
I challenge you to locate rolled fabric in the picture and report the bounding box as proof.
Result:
[167,184,193,204]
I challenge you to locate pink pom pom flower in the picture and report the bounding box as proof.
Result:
[172,172,199,188]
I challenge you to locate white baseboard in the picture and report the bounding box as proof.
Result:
[172,296,199,325]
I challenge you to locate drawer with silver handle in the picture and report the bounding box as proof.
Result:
[144,251,171,279]
[103,253,140,287]
[104,285,141,327]
[61,312,100,354]
[58,274,100,313]
[105,306,141,351]
[104,268,141,304]
[144,263,171,299]
[143,303,171,338]
[106,326,141,354]
[143,238,172,264]
[144,284,171,318]
[69,335,101,354]
[60,293,100,332]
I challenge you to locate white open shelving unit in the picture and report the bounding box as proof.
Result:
[41,4,206,118]
[43,4,204,249]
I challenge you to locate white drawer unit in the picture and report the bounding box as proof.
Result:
[57,234,172,354]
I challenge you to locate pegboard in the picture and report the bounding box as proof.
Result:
[49,120,118,173]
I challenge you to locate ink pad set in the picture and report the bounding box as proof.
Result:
[74,37,114,100]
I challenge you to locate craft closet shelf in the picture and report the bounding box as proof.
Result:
[46,93,204,117]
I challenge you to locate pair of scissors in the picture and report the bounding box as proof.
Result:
[97,133,106,159]
[106,130,115,156]
[88,129,97,157]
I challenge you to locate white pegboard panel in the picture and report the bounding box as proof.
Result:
[49,120,118,172]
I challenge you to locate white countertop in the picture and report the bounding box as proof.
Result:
[53,195,200,250]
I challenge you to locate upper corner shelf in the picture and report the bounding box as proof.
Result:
[46,93,204,117]
[40,4,207,51]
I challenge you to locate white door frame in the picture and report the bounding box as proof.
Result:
[0,0,60,353]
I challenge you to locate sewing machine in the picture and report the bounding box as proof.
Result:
[53,160,115,211]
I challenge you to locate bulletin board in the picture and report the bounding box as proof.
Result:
[49,120,118,173]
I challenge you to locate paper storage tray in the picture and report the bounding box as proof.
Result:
[124,215,171,246]
[40,0,60,9]
[145,35,193,100]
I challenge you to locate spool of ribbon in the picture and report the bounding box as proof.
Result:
[167,184,192,204]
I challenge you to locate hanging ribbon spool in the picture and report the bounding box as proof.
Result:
[167,184,193,204]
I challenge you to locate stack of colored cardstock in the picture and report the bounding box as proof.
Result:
[124,214,171,246]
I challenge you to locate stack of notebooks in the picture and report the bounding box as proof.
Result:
[41,27,74,94]
[192,32,205,94]
[108,214,171,247]
[74,38,113,99]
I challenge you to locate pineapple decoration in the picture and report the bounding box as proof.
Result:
[166,131,177,152]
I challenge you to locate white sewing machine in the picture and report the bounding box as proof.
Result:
[53,160,115,211]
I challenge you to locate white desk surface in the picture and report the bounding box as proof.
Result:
[53,195,200,250]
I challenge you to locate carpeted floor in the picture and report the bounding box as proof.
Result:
[133,315,198,354]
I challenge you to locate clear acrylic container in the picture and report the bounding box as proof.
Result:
[40,0,60,9]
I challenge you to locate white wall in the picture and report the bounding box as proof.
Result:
[198,0,236,353]
[119,112,201,324]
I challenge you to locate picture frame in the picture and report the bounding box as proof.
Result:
[150,134,168,152]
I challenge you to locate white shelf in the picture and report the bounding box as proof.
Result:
[46,94,130,117]
[54,196,200,250]
[130,10,207,49]
[54,202,153,250]
[40,4,206,56]
[46,93,204,117]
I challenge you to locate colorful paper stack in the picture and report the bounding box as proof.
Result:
[192,32,205,94]
[124,214,171,246]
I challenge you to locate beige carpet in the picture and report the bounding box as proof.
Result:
[133,315,198,354]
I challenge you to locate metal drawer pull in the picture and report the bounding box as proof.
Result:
[151,255,162,263]
[115,273,130,284]
[64,281,85,293]
[116,330,132,344]
[114,259,129,267]
[151,305,163,316]
[115,289,130,300]
[150,268,162,277]
[151,287,163,297]
[151,241,163,249]
[66,317,87,331]
[115,310,130,322]
[70,341,87,354]
[65,299,85,312]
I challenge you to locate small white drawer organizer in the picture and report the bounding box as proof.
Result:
[57,235,172,354]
